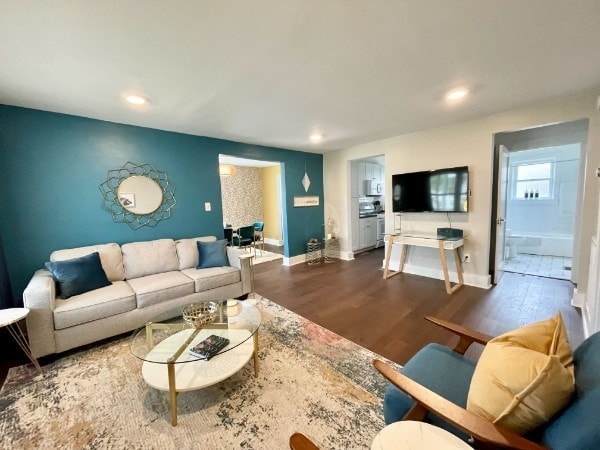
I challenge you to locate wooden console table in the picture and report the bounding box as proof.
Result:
[383,232,465,294]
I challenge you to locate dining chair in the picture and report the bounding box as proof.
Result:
[252,221,265,255]
[232,225,255,254]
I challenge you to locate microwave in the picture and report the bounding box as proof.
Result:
[365,180,382,196]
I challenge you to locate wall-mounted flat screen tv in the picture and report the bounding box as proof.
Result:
[392,166,469,213]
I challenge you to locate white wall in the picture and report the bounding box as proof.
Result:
[324,92,600,291]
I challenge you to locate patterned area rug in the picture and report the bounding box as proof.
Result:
[0,295,399,449]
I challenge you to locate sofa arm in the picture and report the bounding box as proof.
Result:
[227,247,253,294]
[23,269,57,358]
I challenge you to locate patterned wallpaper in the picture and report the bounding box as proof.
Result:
[220,166,264,227]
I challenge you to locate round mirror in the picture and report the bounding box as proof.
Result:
[117,176,163,214]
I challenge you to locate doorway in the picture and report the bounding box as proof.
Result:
[501,144,580,280]
[490,120,589,284]
[348,155,386,256]
[219,155,285,264]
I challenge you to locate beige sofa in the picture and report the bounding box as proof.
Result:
[23,236,252,358]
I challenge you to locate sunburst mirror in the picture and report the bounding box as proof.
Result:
[99,162,176,229]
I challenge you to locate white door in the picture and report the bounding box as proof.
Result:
[494,145,510,284]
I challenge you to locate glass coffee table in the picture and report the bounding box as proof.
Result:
[130,299,261,426]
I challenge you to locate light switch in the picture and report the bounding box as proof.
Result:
[204,202,211,211]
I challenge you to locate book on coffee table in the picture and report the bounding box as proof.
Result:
[189,335,230,360]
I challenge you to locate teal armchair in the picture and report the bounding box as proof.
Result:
[376,317,600,450]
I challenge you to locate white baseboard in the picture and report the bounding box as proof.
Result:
[382,261,491,289]
[284,251,490,287]
[284,251,354,264]
[583,302,592,339]
[282,254,306,266]
[571,288,585,308]
[340,251,354,261]
[264,238,284,246]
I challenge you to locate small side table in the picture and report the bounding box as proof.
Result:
[306,240,322,265]
[371,421,470,449]
[1,308,42,372]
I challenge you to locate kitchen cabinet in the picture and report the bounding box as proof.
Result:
[359,217,377,249]
[362,162,380,182]
[368,162,380,182]
[357,162,382,197]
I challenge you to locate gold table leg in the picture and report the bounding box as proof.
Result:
[438,241,464,295]
[253,331,259,377]
[250,257,255,294]
[168,361,177,426]
[163,327,201,427]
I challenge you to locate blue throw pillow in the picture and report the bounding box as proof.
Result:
[45,252,111,298]
[197,240,229,269]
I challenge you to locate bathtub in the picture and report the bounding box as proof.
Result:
[511,232,573,258]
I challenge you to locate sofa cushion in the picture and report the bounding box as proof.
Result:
[53,281,136,329]
[176,236,217,270]
[122,239,179,279]
[181,266,241,292]
[467,313,574,434]
[127,271,195,308]
[197,240,229,269]
[45,252,111,299]
[51,243,124,282]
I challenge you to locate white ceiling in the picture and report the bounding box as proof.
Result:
[1,1,599,153]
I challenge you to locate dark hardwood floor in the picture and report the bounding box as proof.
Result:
[254,247,584,364]
[1,247,583,387]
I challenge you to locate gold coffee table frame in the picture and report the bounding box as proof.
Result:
[132,300,261,426]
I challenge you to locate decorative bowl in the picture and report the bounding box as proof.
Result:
[182,301,219,328]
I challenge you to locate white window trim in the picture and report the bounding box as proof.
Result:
[510,158,557,202]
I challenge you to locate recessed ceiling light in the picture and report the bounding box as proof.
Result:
[309,133,323,143]
[125,94,148,105]
[445,88,469,101]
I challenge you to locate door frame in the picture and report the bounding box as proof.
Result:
[489,145,502,283]
[492,145,510,284]
[489,120,589,284]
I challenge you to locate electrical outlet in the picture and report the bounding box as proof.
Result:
[463,254,471,263]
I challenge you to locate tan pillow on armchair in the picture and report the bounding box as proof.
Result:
[466,312,574,434]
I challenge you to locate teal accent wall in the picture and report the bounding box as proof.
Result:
[0,105,324,300]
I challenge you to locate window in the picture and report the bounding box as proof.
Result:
[513,161,554,199]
